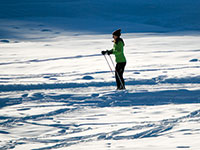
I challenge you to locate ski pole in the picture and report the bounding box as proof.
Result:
[103,55,114,75]
[108,55,125,89]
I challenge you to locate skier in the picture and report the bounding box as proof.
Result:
[101,29,126,90]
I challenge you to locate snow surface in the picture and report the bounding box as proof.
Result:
[1,0,200,150]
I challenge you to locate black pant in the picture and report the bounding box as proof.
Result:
[115,62,126,89]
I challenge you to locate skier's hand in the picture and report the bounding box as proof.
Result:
[101,51,107,55]
[107,50,112,55]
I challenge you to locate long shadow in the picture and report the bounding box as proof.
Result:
[0,89,200,109]
[97,89,200,107]
[0,54,101,65]
[1,75,200,92]
[43,89,200,107]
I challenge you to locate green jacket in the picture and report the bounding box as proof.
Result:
[111,40,126,63]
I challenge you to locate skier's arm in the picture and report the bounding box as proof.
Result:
[111,41,123,55]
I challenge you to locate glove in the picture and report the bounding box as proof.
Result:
[101,51,107,55]
[107,50,113,55]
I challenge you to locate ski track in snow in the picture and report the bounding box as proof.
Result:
[0,93,200,150]
[1,30,200,149]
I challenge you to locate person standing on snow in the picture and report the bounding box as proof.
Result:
[101,29,126,90]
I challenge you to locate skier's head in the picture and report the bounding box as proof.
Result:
[112,29,121,40]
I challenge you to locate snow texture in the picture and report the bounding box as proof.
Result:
[0,1,200,150]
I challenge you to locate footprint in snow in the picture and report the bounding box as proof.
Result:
[30,92,45,100]
[82,76,94,80]
[49,78,57,80]
[176,146,190,148]
[189,58,198,62]
[133,72,140,74]
[21,93,28,98]
[43,76,51,79]
[91,94,99,97]
[0,130,10,134]
[17,108,31,111]
[41,29,52,32]
[43,76,57,80]
[0,39,10,43]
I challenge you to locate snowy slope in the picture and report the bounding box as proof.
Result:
[1,32,200,149]
[1,0,200,150]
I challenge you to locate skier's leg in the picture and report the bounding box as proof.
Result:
[115,63,121,89]
[118,62,126,89]
[115,62,126,89]
[121,62,126,88]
